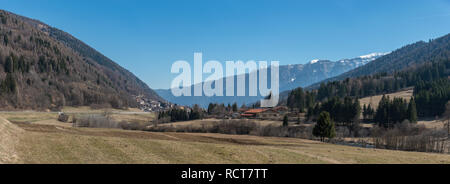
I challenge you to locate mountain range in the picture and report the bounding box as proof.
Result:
[306,33,450,90]
[159,33,450,108]
[2,9,448,111]
[156,53,387,107]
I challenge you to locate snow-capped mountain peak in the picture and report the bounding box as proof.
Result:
[310,59,319,64]
[359,52,389,59]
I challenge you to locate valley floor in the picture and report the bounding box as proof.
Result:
[1,109,450,164]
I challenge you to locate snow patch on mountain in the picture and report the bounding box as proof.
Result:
[359,52,390,59]
[310,59,319,64]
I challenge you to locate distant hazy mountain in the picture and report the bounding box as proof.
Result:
[156,53,387,107]
[0,10,162,110]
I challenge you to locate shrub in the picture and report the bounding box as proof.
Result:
[283,115,289,127]
[120,121,148,130]
[90,103,112,109]
[57,113,69,122]
[144,119,314,139]
[372,122,447,153]
[313,112,336,141]
[72,114,119,128]
[255,125,313,139]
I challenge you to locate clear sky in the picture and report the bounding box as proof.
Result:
[1,0,450,89]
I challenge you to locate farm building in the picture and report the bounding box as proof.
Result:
[241,106,289,119]
[241,109,268,118]
[258,106,289,118]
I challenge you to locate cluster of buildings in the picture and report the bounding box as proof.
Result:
[134,95,173,112]
[135,94,291,119]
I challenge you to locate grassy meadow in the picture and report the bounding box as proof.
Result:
[1,106,450,164]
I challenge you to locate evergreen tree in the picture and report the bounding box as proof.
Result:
[375,95,410,127]
[3,34,8,46]
[375,95,390,127]
[319,96,360,126]
[407,97,418,123]
[415,79,450,117]
[207,103,216,114]
[362,104,367,120]
[232,103,238,112]
[283,115,289,127]
[313,111,336,142]
[0,14,6,24]
[1,73,16,93]
[4,56,13,73]
[366,104,374,120]
[287,87,316,112]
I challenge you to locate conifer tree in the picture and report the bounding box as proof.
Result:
[283,115,289,127]
[313,111,336,142]
[232,103,238,112]
[407,97,418,123]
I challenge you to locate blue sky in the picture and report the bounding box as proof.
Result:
[1,0,450,89]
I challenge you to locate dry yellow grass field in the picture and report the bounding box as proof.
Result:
[62,106,156,123]
[2,108,450,164]
[418,119,449,129]
[358,89,447,128]
[153,119,283,128]
[359,89,413,109]
[0,106,155,126]
[0,117,24,163]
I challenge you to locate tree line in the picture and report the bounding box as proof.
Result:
[207,102,241,115]
[158,104,204,122]
[288,59,450,120]
[374,96,417,128]
[414,79,450,117]
[290,87,418,129]
[315,60,449,102]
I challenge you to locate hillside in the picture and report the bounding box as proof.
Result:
[279,33,450,102]
[359,89,413,110]
[307,33,450,89]
[156,53,385,107]
[0,10,162,110]
[0,116,24,163]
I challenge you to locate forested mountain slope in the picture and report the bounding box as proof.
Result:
[307,33,450,89]
[0,10,162,110]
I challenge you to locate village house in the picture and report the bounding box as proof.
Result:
[241,106,289,119]
[134,95,171,112]
[258,106,289,118]
[241,108,268,118]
